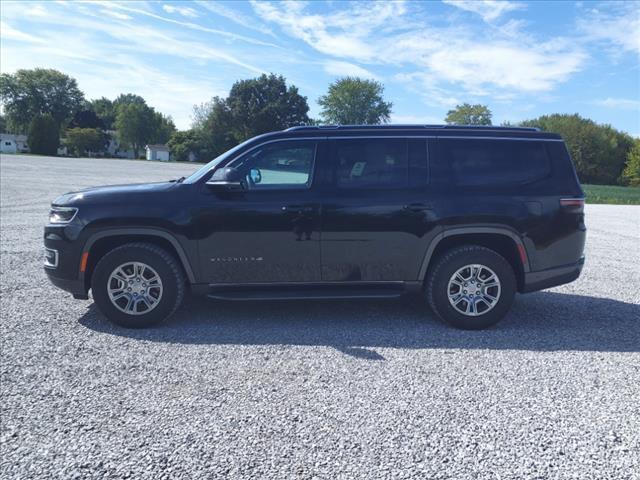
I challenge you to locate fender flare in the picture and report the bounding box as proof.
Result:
[417,226,530,280]
[82,228,196,283]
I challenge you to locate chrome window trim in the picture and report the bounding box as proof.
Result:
[199,134,563,179]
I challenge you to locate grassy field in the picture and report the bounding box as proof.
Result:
[583,184,640,205]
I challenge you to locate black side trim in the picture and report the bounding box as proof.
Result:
[418,226,530,280]
[82,228,196,283]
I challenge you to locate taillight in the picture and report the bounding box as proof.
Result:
[560,198,585,212]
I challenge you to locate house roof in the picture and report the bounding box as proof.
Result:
[146,144,169,151]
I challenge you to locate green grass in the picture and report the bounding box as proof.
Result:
[583,184,640,205]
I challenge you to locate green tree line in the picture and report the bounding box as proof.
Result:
[1,68,637,186]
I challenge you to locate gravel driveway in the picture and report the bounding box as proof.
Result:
[1,154,639,479]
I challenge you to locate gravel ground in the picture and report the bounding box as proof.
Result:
[1,154,639,479]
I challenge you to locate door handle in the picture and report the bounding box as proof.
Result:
[403,203,432,212]
[282,205,315,213]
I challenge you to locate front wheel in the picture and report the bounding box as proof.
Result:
[426,245,516,330]
[91,243,185,328]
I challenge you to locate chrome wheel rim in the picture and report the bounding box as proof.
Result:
[447,264,501,316]
[107,262,163,315]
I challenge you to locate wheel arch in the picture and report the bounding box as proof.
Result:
[418,227,530,291]
[81,229,196,290]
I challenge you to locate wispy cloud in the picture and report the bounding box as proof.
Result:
[577,2,640,56]
[162,4,199,18]
[195,0,275,37]
[323,60,379,80]
[0,21,46,44]
[442,0,525,23]
[593,97,640,110]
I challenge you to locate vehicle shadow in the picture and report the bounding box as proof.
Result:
[78,291,640,355]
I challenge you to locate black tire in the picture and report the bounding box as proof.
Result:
[426,245,516,330]
[91,242,185,328]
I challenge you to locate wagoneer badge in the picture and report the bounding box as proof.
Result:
[210,257,264,262]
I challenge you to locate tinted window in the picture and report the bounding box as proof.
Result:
[231,141,316,190]
[335,139,428,189]
[440,139,551,186]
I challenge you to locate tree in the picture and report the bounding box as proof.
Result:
[167,129,202,162]
[28,114,59,155]
[65,128,103,157]
[68,109,104,129]
[0,114,6,133]
[226,74,311,139]
[114,103,155,158]
[195,74,311,160]
[622,139,640,186]
[150,111,176,144]
[521,114,633,185]
[318,77,392,125]
[0,68,84,133]
[445,103,492,125]
[90,97,116,130]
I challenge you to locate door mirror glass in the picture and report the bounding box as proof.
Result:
[249,168,262,184]
[206,167,245,191]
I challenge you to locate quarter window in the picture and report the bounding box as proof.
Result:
[231,141,316,190]
[440,139,551,186]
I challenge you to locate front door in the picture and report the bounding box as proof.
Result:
[321,137,439,282]
[197,139,323,284]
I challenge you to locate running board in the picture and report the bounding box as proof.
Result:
[206,284,406,301]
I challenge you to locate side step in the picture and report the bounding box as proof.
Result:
[206,284,406,301]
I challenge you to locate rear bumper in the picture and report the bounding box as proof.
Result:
[521,256,585,293]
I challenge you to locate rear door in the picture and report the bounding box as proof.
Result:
[320,137,440,282]
[197,139,324,283]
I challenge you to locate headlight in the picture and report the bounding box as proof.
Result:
[49,206,78,224]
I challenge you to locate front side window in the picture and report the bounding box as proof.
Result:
[231,141,316,190]
[440,139,551,187]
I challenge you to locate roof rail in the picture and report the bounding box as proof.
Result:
[284,124,540,132]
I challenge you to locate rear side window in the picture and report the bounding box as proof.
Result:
[335,138,427,189]
[440,139,551,186]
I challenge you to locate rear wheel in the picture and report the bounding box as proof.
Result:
[426,245,516,330]
[91,243,185,328]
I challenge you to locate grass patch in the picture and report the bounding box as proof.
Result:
[583,184,640,205]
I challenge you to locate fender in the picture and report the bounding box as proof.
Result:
[82,228,197,283]
[417,226,531,280]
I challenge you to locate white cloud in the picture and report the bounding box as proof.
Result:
[442,0,525,23]
[99,9,132,21]
[253,0,585,102]
[593,98,640,110]
[24,4,48,17]
[162,4,199,18]
[577,3,640,56]
[323,60,379,80]
[0,22,46,45]
[390,114,444,125]
[195,0,275,36]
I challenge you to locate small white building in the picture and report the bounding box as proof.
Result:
[146,144,170,162]
[1,133,30,154]
[1,133,17,153]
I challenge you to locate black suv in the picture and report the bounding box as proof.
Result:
[44,125,586,329]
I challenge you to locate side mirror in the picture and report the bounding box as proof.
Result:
[206,167,245,191]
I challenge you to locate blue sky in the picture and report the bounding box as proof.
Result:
[1,0,639,135]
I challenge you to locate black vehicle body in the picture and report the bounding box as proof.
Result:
[45,125,585,327]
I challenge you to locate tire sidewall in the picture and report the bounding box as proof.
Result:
[92,246,180,328]
[430,247,516,330]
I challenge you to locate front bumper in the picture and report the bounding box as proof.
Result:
[521,256,585,293]
[44,225,88,299]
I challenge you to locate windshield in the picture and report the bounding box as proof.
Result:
[183,139,253,184]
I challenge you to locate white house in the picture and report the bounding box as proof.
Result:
[1,133,17,153]
[146,144,170,161]
[1,133,30,154]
